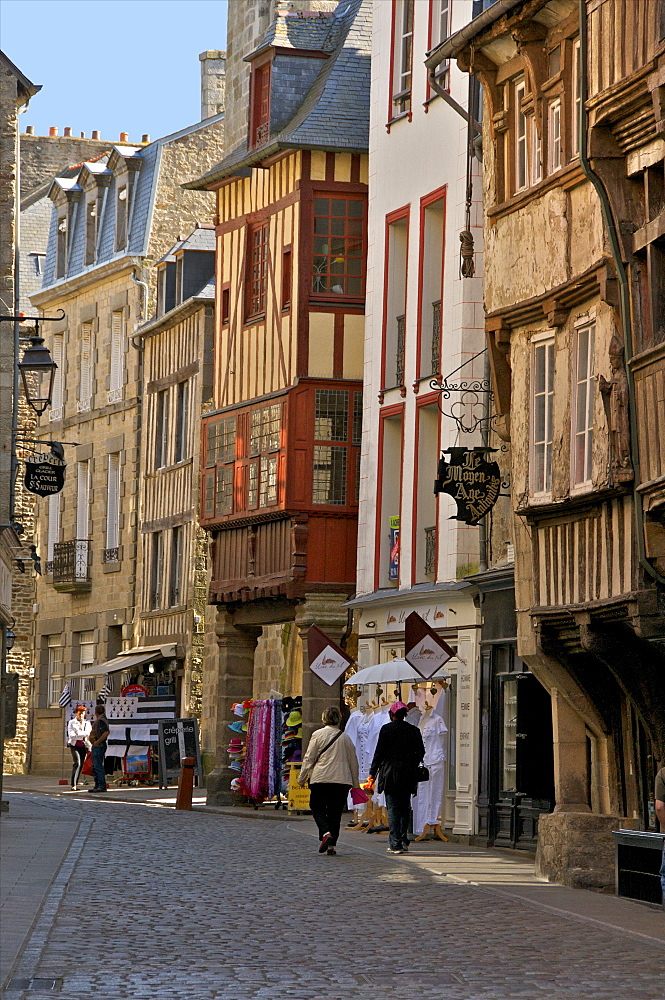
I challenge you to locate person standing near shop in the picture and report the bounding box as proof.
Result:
[67,704,92,791]
[370,701,425,855]
[88,703,110,793]
[656,765,665,907]
[298,706,359,856]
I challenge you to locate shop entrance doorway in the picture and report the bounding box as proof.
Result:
[493,671,554,850]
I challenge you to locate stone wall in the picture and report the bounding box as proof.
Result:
[535,811,630,892]
[0,65,19,530]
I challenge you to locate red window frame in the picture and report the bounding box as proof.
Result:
[311,193,367,302]
[388,0,414,124]
[415,186,446,380]
[250,62,271,148]
[281,247,292,309]
[245,222,270,321]
[426,0,451,101]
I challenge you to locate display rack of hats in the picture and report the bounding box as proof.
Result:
[281,696,303,793]
[227,700,249,793]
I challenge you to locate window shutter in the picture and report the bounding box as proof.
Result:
[76,461,90,539]
[106,454,120,550]
[110,312,124,394]
[79,323,93,408]
[51,334,64,410]
[47,493,61,562]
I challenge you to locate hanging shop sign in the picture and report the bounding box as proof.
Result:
[389,515,400,580]
[434,447,500,526]
[158,718,203,788]
[404,611,455,679]
[121,683,149,698]
[24,455,66,496]
[308,625,354,687]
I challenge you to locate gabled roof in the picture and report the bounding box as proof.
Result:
[185,0,370,191]
[0,50,41,106]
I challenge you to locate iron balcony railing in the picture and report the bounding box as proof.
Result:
[431,300,441,375]
[396,314,406,386]
[424,526,436,577]
[53,539,91,590]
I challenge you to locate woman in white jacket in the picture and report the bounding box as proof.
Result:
[66,704,91,790]
[298,705,359,856]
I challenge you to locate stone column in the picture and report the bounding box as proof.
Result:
[536,688,622,891]
[295,593,349,751]
[203,608,260,806]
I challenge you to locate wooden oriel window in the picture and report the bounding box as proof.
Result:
[312,196,366,298]
[203,404,282,520]
[251,63,271,148]
[312,388,361,507]
[245,222,269,319]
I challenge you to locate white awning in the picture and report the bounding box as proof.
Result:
[67,644,176,678]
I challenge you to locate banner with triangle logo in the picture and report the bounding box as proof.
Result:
[307,625,354,687]
[404,611,454,679]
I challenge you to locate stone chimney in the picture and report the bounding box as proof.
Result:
[199,50,227,121]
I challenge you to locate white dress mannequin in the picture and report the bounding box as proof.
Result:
[411,707,448,835]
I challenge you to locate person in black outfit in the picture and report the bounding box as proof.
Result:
[369,701,425,854]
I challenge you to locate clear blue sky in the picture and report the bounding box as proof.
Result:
[2,0,228,142]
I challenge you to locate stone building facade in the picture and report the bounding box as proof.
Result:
[436,0,665,888]
[0,52,40,779]
[28,115,225,775]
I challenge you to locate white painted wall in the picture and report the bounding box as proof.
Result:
[358,0,485,598]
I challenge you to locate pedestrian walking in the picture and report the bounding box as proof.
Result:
[655,765,665,907]
[88,703,110,793]
[298,705,359,856]
[369,701,425,855]
[66,704,92,791]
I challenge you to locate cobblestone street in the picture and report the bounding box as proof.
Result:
[2,791,663,1000]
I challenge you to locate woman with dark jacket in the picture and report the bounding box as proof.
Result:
[369,701,425,854]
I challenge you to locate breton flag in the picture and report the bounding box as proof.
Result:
[59,683,72,708]
[98,674,112,701]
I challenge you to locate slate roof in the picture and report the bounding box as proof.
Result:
[40,116,223,291]
[186,0,371,190]
[255,8,339,55]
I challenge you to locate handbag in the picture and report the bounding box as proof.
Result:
[81,751,93,776]
[350,786,368,805]
[416,764,429,782]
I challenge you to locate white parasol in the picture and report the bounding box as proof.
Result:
[343,657,452,686]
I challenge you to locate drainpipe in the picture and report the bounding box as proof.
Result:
[578,0,665,587]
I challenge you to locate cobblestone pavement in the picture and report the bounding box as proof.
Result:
[2,792,663,1000]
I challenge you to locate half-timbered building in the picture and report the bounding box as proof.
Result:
[185,0,371,801]
[434,0,665,888]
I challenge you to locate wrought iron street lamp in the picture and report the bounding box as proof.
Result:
[18,333,57,415]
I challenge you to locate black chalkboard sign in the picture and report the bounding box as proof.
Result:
[157,718,203,789]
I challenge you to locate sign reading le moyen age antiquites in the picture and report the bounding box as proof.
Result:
[24,455,66,497]
[434,447,500,526]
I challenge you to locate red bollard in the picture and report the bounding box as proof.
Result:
[175,756,195,810]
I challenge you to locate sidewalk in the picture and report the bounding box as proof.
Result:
[0,793,80,989]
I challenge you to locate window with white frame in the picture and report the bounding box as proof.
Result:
[391,0,414,115]
[47,492,61,571]
[105,453,120,561]
[174,379,190,463]
[571,38,581,157]
[548,99,562,173]
[530,115,542,184]
[49,333,64,422]
[78,323,93,413]
[430,0,450,86]
[573,323,595,487]
[154,388,169,470]
[149,530,163,609]
[168,525,183,607]
[47,634,63,707]
[76,460,90,539]
[109,311,124,403]
[531,336,555,495]
[515,80,527,192]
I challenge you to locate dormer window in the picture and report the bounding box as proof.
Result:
[250,62,271,148]
[56,215,67,278]
[85,198,98,266]
[115,185,127,251]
